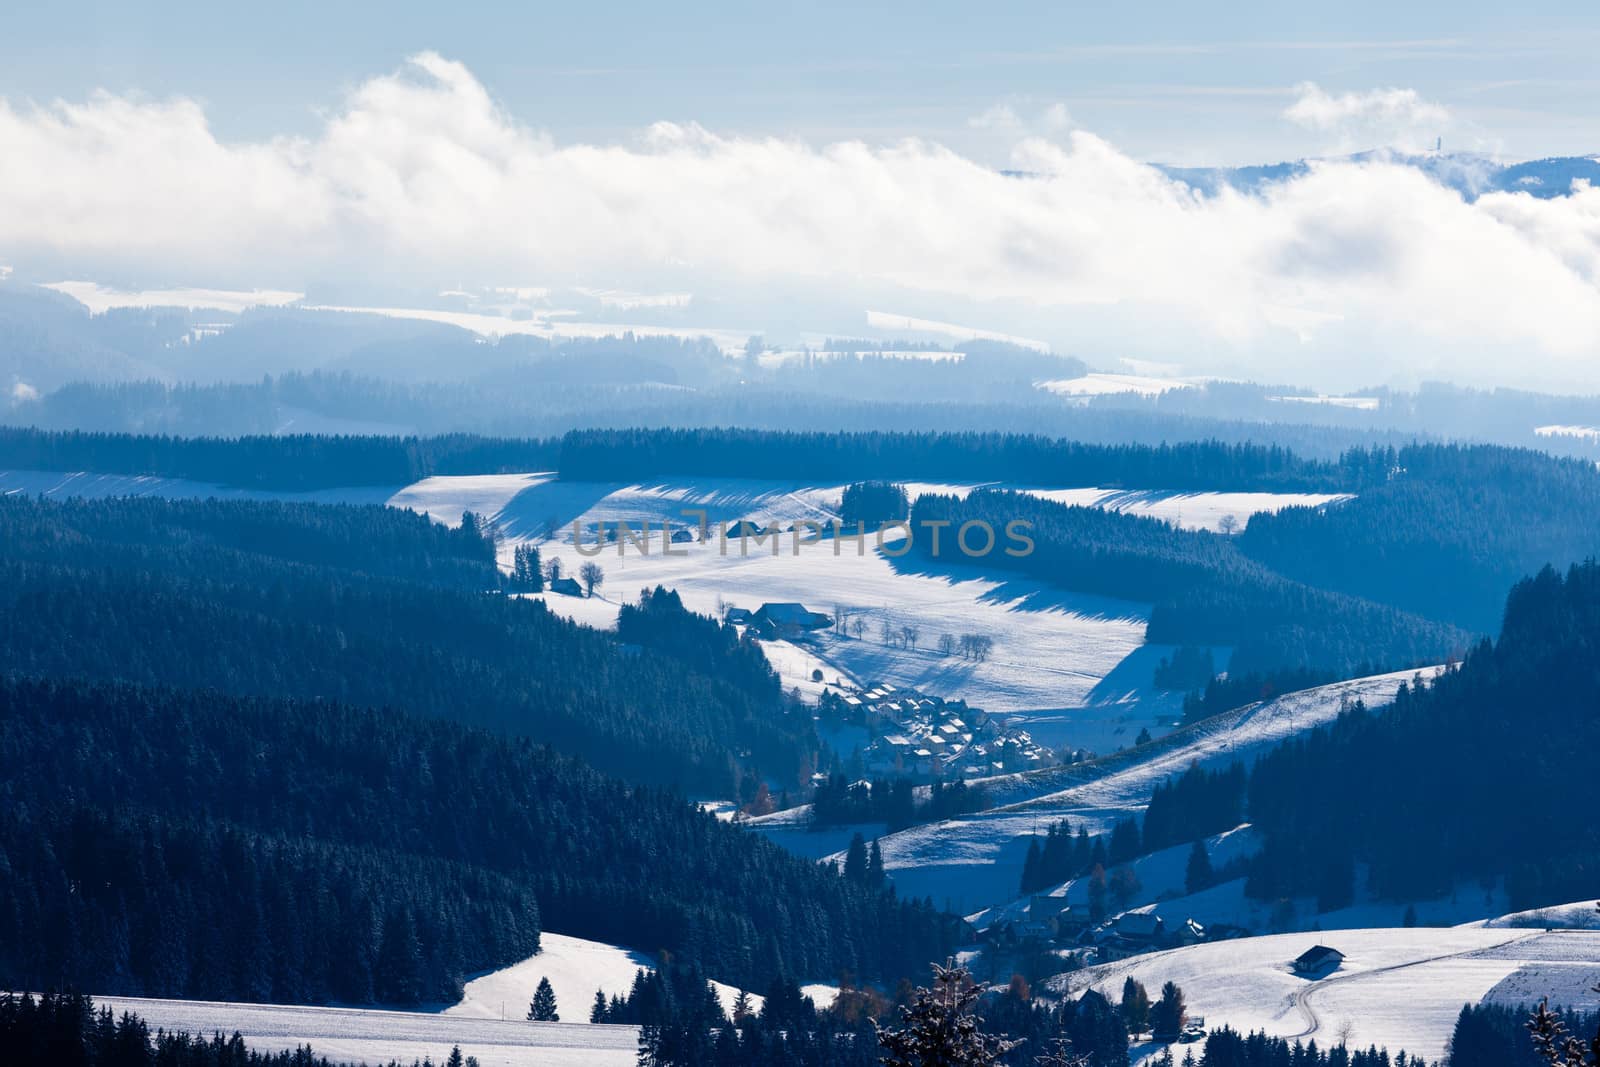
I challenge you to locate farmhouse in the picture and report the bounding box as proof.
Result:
[1291,945,1345,975]
[751,602,832,638]
[549,576,585,597]
[1115,912,1165,943]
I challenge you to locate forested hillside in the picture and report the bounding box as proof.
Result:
[0,426,559,489]
[0,494,811,790]
[907,489,1469,676]
[1245,561,1600,911]
[556,427,1365,491]
[1239,444,1600,631]
[0,675,961,1002]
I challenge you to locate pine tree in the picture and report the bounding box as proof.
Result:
[1185,840,1214,896]
[528,975,559,1021]
[1150,981,1186,1041]
[591,987,608,1023]
[732,989,753,1026]
[844,832,869,885]
[1120,976,1151,1036]
[1020,838,1042,895]
[876,962,1019,1066]
[867,840,887,888]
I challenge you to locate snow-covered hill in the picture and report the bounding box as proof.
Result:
[1051,927,1600,1061]
[845,667,1440,912]
[446,932,792,1024]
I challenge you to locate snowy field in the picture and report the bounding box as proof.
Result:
[447,932,792,1024]
[1269,394,1381,411]
[844,667,1440,913]
[88,930,843,1066]
[1036,373,1197,398]
[1,468,1349,729]
[89,995,638,1067]
[1051,928,1600,1061]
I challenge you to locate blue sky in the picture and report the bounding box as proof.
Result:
[4,1,1599,164]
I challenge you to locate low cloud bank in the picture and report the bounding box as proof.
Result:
[3,54,1599,391]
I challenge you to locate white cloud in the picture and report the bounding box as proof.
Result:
[10,381,40,402]
[2,55,1600,392]
[968,104,1024,132]
[1284,82,1450,152]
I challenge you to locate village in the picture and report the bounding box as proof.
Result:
[718,598,1058,782]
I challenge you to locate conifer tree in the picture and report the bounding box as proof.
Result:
[1150,981,1187,1041]
[528,975,559,1021]
[876,962,1019,1067]
[868,840,887,888]
[844,832,869,885]
[1185,840,1214,896]
[591,988,608,1023]
[1120,976,1151,1036]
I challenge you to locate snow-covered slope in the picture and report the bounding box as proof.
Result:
[1474,899,1600,931]
[849,667,1440,912]
[1051,928,1600,1061]
[89,994,638,1067]
[447,932,781,1024]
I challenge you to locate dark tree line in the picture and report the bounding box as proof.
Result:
[11,371,1426,460]
[1180,666,1340,723]
[557,428,1366,492]
[1196,1026,1428,1067]
[1141,763,1247,855]
[0,493,812,791]
[810,774,988,831]
[908,489,1468,677]
[1245,561,1600,910]
[838,481,911,526]
[616,587,781,709]
[1019,822,1104,897]
[0,674,963,1000]
[0,426,560,490]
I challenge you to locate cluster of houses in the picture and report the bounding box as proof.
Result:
[1018,898,1217,964]
[842,683,1055,779]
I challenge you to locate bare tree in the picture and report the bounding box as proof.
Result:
[880,619,895,646]
[543,556,562,585]
[1218,513,1239,536]
[579,561,605,597]
[938,633,955,656]
[851,616,866,640]
[902,625,920,651]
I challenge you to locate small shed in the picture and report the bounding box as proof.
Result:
[1291,945,1345,975]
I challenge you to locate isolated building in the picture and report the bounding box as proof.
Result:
[1291,945,1345,975]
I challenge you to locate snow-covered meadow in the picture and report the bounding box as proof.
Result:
[88,994,639,1067]
[446,932,794,1025]
[1051,927,1600,1061]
